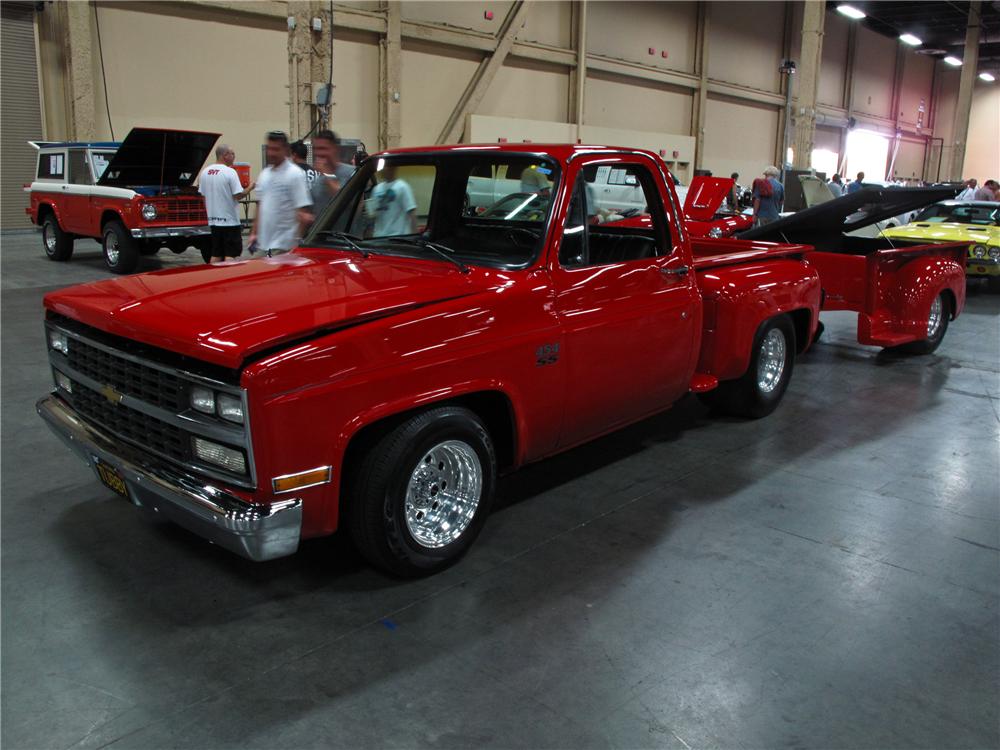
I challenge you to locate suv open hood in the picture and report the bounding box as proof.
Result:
[96,128,220,189]
[683,176,734,221]
[738,185,959,244]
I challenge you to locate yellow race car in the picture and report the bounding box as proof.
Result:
[882,201,1000,289]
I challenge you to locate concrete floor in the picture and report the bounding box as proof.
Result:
[2,229,998,749]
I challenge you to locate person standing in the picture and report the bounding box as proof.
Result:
[828,174,844,197]
[198,144,254,263]
[973,179,999,201]
[957,178,978,201]
[309,130,356,222]
[847,171,865,194]
[726,172,740,210]
[366,162,418,237]
[752,166,784,227]
[248,131,312,256]
[291,140,319,188]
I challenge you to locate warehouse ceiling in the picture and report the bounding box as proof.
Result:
[825,1,1000,70]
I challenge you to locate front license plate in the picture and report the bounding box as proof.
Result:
[94,460,129,499]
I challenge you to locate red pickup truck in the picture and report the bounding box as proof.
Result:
[38,144,829,576]
[26,128,219,274]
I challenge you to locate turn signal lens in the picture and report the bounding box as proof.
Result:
[192,437,247,474]
[54,370,72,393]
[272,466,332,494]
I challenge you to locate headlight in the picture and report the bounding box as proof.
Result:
[708,227,723,238]
[216,393,245,424]
[971,244,987,259]
[989,246,1000,260]
[190,386,215,414]
[192,437,247,474]
[48,329,69,355]
[141,203,157,221]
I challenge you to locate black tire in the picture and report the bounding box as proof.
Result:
[896,292,950,355]
[102,221,139,274]
[700,314,796,419]
[41,215,73,261]
[347,406,497,577]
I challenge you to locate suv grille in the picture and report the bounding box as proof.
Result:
[68,337,187,412]
[148,198,207,224]
[71,383,190,463]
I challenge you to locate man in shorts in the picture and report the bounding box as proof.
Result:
[198,144,254,263]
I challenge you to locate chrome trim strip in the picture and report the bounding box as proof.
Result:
[130,226,211,239]
[271,465,333,495]
[37,395,300,562]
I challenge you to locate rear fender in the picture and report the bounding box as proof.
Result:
[696,259,821,382]
[859,251,965,346]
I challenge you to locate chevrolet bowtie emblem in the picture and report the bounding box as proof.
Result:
[100,384,124,405]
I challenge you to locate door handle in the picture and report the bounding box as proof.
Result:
[660,265,690,277]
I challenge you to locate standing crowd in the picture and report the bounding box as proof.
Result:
[197,129,356,261]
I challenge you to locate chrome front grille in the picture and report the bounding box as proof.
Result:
[45,321,255,488]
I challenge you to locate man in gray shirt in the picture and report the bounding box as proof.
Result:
[310,130,356,223]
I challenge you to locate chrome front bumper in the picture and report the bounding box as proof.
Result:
[130,226,211,239]
[37,395,302,561]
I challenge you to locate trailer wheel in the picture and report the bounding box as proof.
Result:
[346,406,497,577]
[102,221,139,274]
[41,215,73,261]
[897,292,950,355]
[700,314,796,419]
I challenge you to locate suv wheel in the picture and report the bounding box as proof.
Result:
[41,215,73,261]
[102,221,140,274]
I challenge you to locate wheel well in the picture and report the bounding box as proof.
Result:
[340,390,518,494]
[100,210,123,230]
[787,308,812,353]
[940,288,957,320]
[36,203,54,224]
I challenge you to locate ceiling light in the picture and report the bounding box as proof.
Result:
[836,4,866,20]
[899,33,922,46]
[944,56,962,67]
[979,72,996,82]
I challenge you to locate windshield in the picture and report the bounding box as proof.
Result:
[304,152,561,269]
[913,203,999,226]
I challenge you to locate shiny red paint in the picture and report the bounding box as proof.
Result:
[43,144,823,539]
[808,244,967,346]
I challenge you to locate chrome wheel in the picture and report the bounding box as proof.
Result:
[757,328,787,394]
[405,440,482,549]
[43,223,56,253]
[104,230,120,266]
[927,295,943,338]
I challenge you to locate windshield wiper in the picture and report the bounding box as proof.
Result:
[387,237,469,274]
[314,230,369,257]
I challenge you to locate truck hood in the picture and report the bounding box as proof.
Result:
[96,127,220,189]
[738,185,959,244]
[43,251,490,369]
[683,176,735,221]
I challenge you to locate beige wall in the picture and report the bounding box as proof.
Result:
[963,82,1000,182]
[29,0,975,188]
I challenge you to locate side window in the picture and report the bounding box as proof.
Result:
[561,163,666,268]
[330,163,435,238]
[37,152,65,180]
[68,151,92,186]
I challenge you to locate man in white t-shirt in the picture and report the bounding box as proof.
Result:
[956,178,978,201]
[366,162,418,237]
[198,144,254,263]
[248,131,313,255]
